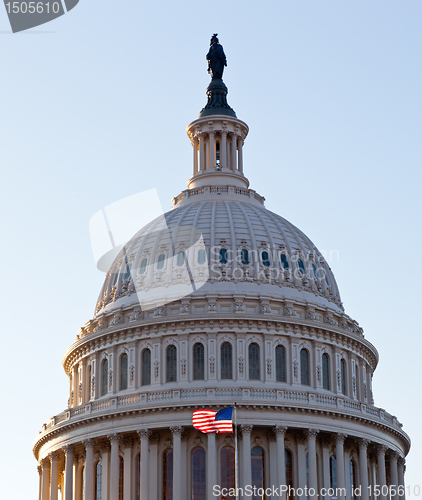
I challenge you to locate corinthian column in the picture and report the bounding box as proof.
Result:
[398,457,406,500]
[307,430,319,500]
[63,445,75,500]
[171,426,183,500]
[390,452,399,500]
[138,429,151,500]
[376,445,388,500]
[49,451,60,500]
[108,434,120,500]
[83,439,95,500]
[335,434,347,500]
[207,432,217,500]
[38,465,42,500]
[241,425,253,491]
[274,426,287,500]
[358,439,370,500]
[41,459,50,500]
[231,134,237,171]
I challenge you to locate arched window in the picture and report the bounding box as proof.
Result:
[141,348,151,386]
[166,345,177,382]
[221,342,233,380]
[177,251,185,267]
[251,447,265,500]
[157,254,165,270]
[275,345,286,382]
[300,348,310,386]
[193,343,205,381]
[298,258,306,275]
[191,447,206,500]
[136,454,140,500]
[350,460,357,499]
[101,358,108,397]
[249,343,260,380]
[241,248,249,265]
[261,250,270,267]
[163,449,173,500]
[330,456,337,490]
[95,461,102,500]
[120,353,128,391]
[312,263,319,280]
[139,258,147,275]
[221,447,235,496]
[123,263,131,280]
[280,253,289,270]
[355,365,359,399]
[220,248,228,264]
[285,450,293,500]
[198,249,206,265]
[119,456,124,500]
[87,364,92,400]
[341,359,347,395]
[322,353,330,390]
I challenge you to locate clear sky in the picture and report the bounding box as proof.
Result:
[0,0,420,496]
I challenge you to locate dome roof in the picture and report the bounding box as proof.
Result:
[95,197,343,316]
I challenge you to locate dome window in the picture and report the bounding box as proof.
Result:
[101,358,108,397]
[193,343,205,381]
[120,353,128,391]
[275,345,286,383]
[241,248,249,265]
[322,353,330,390]
[157,254,165,270]
[261,251,270,267]
[221,342,233,380]
[341,358,347,395]
[123,264,131,280]
[280,254,289,270]
[139,258,147,275]
[166,345,177,382]
[216,141,221,168]
[312,263,319,280]
[248,343,260,380]
[141,348,151,386]
[298,258,306,275]
[198,249,206,265]
[220,248,228,264]
[300,348,310,386]
[177,251,185,267]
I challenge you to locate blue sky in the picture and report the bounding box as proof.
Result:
[0,0,420,495]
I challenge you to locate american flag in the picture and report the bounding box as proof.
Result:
[192,407,234,433]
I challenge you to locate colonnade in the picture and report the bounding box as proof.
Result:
[192,131,244,173]
[38,426,406,500]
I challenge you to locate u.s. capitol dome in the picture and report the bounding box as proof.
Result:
[34,38,410,500]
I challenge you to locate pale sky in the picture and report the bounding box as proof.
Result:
[0,1,420,496]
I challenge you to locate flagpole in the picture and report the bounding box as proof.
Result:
[234,402,238,500]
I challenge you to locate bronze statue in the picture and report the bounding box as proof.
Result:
[206,34,227,80]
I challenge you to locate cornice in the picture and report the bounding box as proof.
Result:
[32,401,410,461]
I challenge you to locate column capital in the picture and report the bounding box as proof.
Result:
[37,465,42,475]
[273,425,287,437]
[170,426,184,437]
[358,438,371,449]
[122,437,134,448]
[149,432,160,444]
[389,450,399,461]
[107,433,121,444]
[62,444,75,455]
[100,441,111,453]
[240,424,253,436]
[82,438,95,449]
[335,433,347,444]
[138,429,151,440]
[398,456,406,467]
[48,451,60,462]
[306,429,319,440]
[375,443,388,455]
[41,457,50,469]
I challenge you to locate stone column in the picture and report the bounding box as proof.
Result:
[307,430,319,500]
[390,452,399,500]
[358,439,370,500]
[274,426,287,500]
[221,130,227,168]
[123,438,133,500]
[83,439,95,500]
[238,137,244,173]
[149,433,160,500]
[100,443,110,500]
[41,459,50,500]
[297,434,307,499]
[241,425,253,491]
[49,451,60,500]
[199,134,205,171]
[193,136,199,173]
[63,445,75,500]
[138,429,150,500]
[376,445,388,500]
[398,458,406,500]
[321,438,331,500]
[335,434,347,500]
[38,465,42,500]
[207,432,217,500]
[171,426,183,500]
[209,130,215,169]
[108,434,120,500]
[231,134,237,171]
